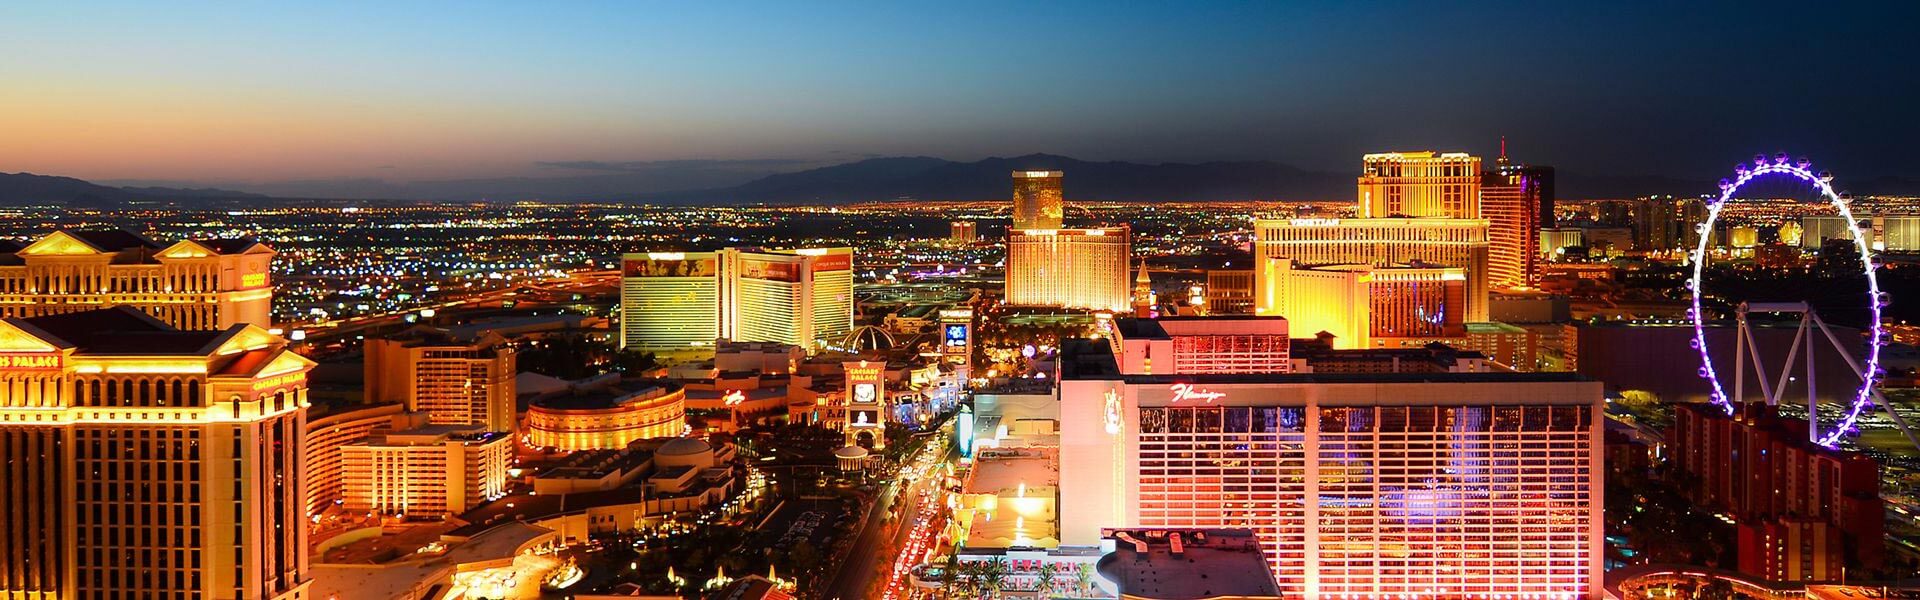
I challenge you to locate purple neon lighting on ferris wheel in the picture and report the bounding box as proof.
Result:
[1688,158,1885,448]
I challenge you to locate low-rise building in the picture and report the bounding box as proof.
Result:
[341,425,514,518]
[306,402,419,516]
[526,379,688,451]
[531,438,737,495]
[454,438,738,546]
[1094,528,1281,600]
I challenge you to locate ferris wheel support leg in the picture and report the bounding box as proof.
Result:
[1735,315,1747,408]
[1809,312,1870,379]
[1808,322,1818,442]
[1740,319,1777,405]
[1770,317,1810,407]
[1871,388,1920,452]
[1806,312,1919,450]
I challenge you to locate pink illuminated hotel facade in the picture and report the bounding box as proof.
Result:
[1055,326,1604,597]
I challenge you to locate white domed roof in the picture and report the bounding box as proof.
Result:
[657,437,712,457]
[834,445,870,459]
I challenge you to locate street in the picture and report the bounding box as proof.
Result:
[820,437,951,600]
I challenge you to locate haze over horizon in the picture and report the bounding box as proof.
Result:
[4,1,1917,191]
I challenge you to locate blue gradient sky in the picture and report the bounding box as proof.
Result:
[2,1,1915,183]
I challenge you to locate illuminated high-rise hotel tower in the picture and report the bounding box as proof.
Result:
[719,247,854,350]
[1482,146,1554,289]
[1357,152,1484,219]
[1058,336,1603,597]
[1012,170,1065,230]
[0,230,275,330]
[620,247,853,355]
[1006,229,1131,313]
[0,307,312,599]
[1004,171,1132,312]
[1253,217,1491,326]
[364,327,518,432]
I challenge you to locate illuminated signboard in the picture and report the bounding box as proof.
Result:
[808,252,852,272]
[843,360,887,446]
[957,406,976,458]
[1288,218,1342,227]
[623,256,717,278]
[1104,389,1123,435]
[251,372,307,392]
[1168,383,1226,404]
[723,390,746,406]
[738,258,800,283]
[939,309,973,366]
[0,353,61,370]
[944,324,968,348]
[240,273,269,289]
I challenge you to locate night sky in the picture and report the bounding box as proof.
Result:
[2,1,1915,185]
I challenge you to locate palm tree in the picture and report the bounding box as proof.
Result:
[1035,563,1058,597]
[1074,563,1094,596]
[953,561,983,600]
[980,558,1010,600]
[938,553,961,600]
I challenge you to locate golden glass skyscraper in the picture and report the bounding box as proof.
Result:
[1003,170,1132,312]
[1011,170,1065,230]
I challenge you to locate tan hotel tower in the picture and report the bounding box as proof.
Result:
[0,229,308,599]
[0,307,312,599]
[0,230,275,330]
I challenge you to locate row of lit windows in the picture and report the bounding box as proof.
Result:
[1133,402,1594,595]
[0,261,229,296]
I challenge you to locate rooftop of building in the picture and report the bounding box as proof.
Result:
[534,443,656,480]
[440,314,596,341]
[449,468,734,537]
[11,306,266,358]
[972,377,1055,396]
[529,379,683,411]
[1094,528,1281,600]
[1006,226,1127,236]
[1061,337,1579,385]
[362,424,506,446]
[715,339,803,353]
[1114,316,1289,339]
[714,576,793,600]
[0,230,267,266]
[309,561,455,600]
[1255,215,1491,226]
[1464,321,1528,334]
[1676,403,1878,462]
[1289,337,1488,362]
[961,447,1060,549]
[895,303,945,319]
[376,324,509,348]
[63,228,162,252]
[18,305,171,342]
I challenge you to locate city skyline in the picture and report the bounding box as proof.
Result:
[6,3,1920,598]
[3,2,1917,191]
